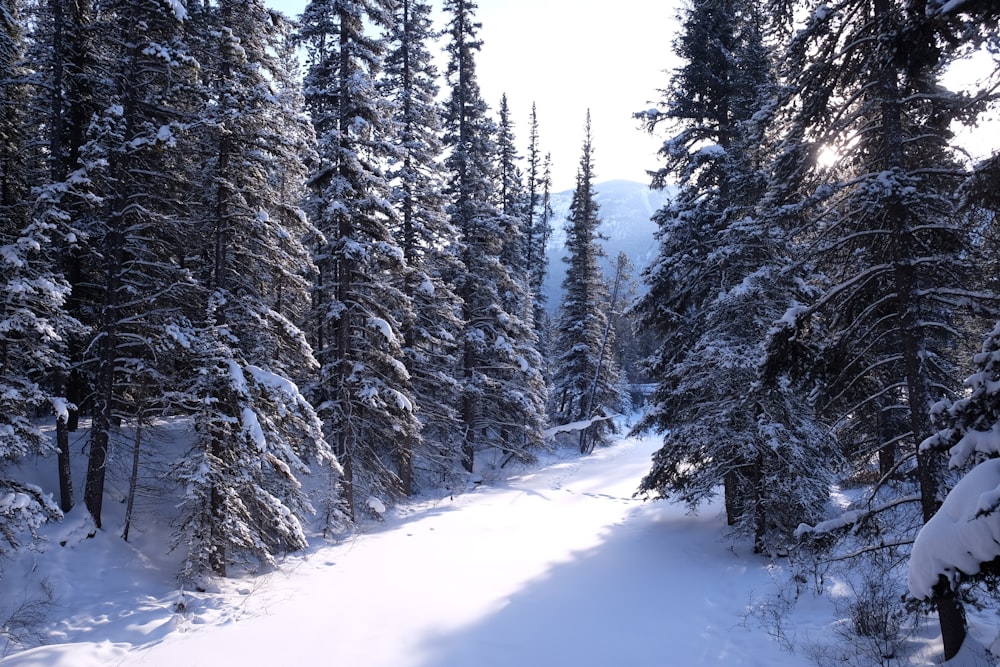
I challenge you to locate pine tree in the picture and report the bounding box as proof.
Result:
[630,0,834,551]
[62,0,204,530]
[0,0,67,552]
[441,0,546,471]
[27,0,101,512]
[762,0,1000,653]
[300,0,420,519]
[550,112,622,451]
[524,104,547,318]
[381,0,465,488]
[168,0,346,579]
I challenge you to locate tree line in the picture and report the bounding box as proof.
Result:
[630,0,999,658]
[0,0,626,582]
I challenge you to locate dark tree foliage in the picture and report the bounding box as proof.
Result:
[631,0,832,552]
[441,0,546,471]
[300,0,420,520]
[764,0,1000,654]
[382,0,466,489]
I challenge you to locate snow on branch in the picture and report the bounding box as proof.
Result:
[908,458,1000,599]
[796,493,921,538]
[543,415,619,440]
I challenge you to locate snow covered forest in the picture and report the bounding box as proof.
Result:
[2,0,1000,663]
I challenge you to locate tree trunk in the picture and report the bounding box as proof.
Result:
[874,0,966,652]
[121,418,142,541]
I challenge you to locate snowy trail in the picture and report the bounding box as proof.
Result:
[1,435,812,666]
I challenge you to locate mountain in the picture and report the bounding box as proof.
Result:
[542,179,673,313]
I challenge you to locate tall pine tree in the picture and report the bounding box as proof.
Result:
[381,0,466,490]
[550,111,623,451]
[441,0,546,471]
[300,0,420,519]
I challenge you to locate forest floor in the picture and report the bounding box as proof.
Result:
[0,420,996,666]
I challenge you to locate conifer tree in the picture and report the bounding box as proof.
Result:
[382,0,465,488]
[763,0,999,654]
[61,0,203,530]
[0,0,67,552]
[441,0,546,471]
[300,0,420,518]
[630,0,834,551]
[550,112,622,450]
[22,0,99,511]
[170,0,346,579]
[524,104,552,341]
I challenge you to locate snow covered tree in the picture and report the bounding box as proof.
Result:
[441,0,546,471]
[0,0,31,230]
[26,0,102,512]
[764,0,1000,654]
[550,112,623,451]
[300,0,420,519]
[0,226,67,552]
[0,2,71,547]
[381,0,466,489]
[524,103,552,333]
[909,320,1000,623]
[629,0,833,552]
[60,0,204,530]
[169,0,347,579]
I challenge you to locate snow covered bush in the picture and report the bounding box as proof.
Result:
[910,321,1000,603]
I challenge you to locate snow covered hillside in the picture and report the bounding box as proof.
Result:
[543,180,672,311]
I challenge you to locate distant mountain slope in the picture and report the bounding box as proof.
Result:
[543,179,673,312]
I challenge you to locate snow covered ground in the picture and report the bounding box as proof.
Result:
[1,427,997,666]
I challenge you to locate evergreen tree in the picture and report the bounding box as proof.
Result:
[441,0,546,471]
[764,0,1000,654]
[170,0,346,579]
[0,0,67,552]
[300,0,420,519]
[524,103,551,330]
[630,0,834,551]
[550,112,622,450]
[381,0,466,489]
[58,0,204,530]
[23,0,99,512]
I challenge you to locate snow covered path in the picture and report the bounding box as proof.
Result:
[2,434,812,666]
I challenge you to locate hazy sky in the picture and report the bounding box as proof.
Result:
[267,0,681,192]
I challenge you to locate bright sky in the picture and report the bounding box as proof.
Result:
[267,0,681,192]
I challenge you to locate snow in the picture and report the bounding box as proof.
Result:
[366,495,386,516]
[5,420,996,666]
[368,316,396,344]
[48,397,70,424]
[0,430,829,667]
[161,0,187,21]
[909,458,1000,599]
[926,0,971,15]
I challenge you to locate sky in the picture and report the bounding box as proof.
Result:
[268,0,681,193]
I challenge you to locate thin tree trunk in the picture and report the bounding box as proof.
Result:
[873,0,966,654]
[122,418,142,541]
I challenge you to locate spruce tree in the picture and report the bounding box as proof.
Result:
[381,0,466,488]
[0,0,67,553]
[550,112,622,451]
[524,104,552,350]
[763,0,1000,653]
[300,0,420,519]
[170,0,346,579]
[630,0,834,551]
[441,0,546,471]
[59,0,204,530]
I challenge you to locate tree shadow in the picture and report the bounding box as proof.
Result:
[413,503,798,667]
